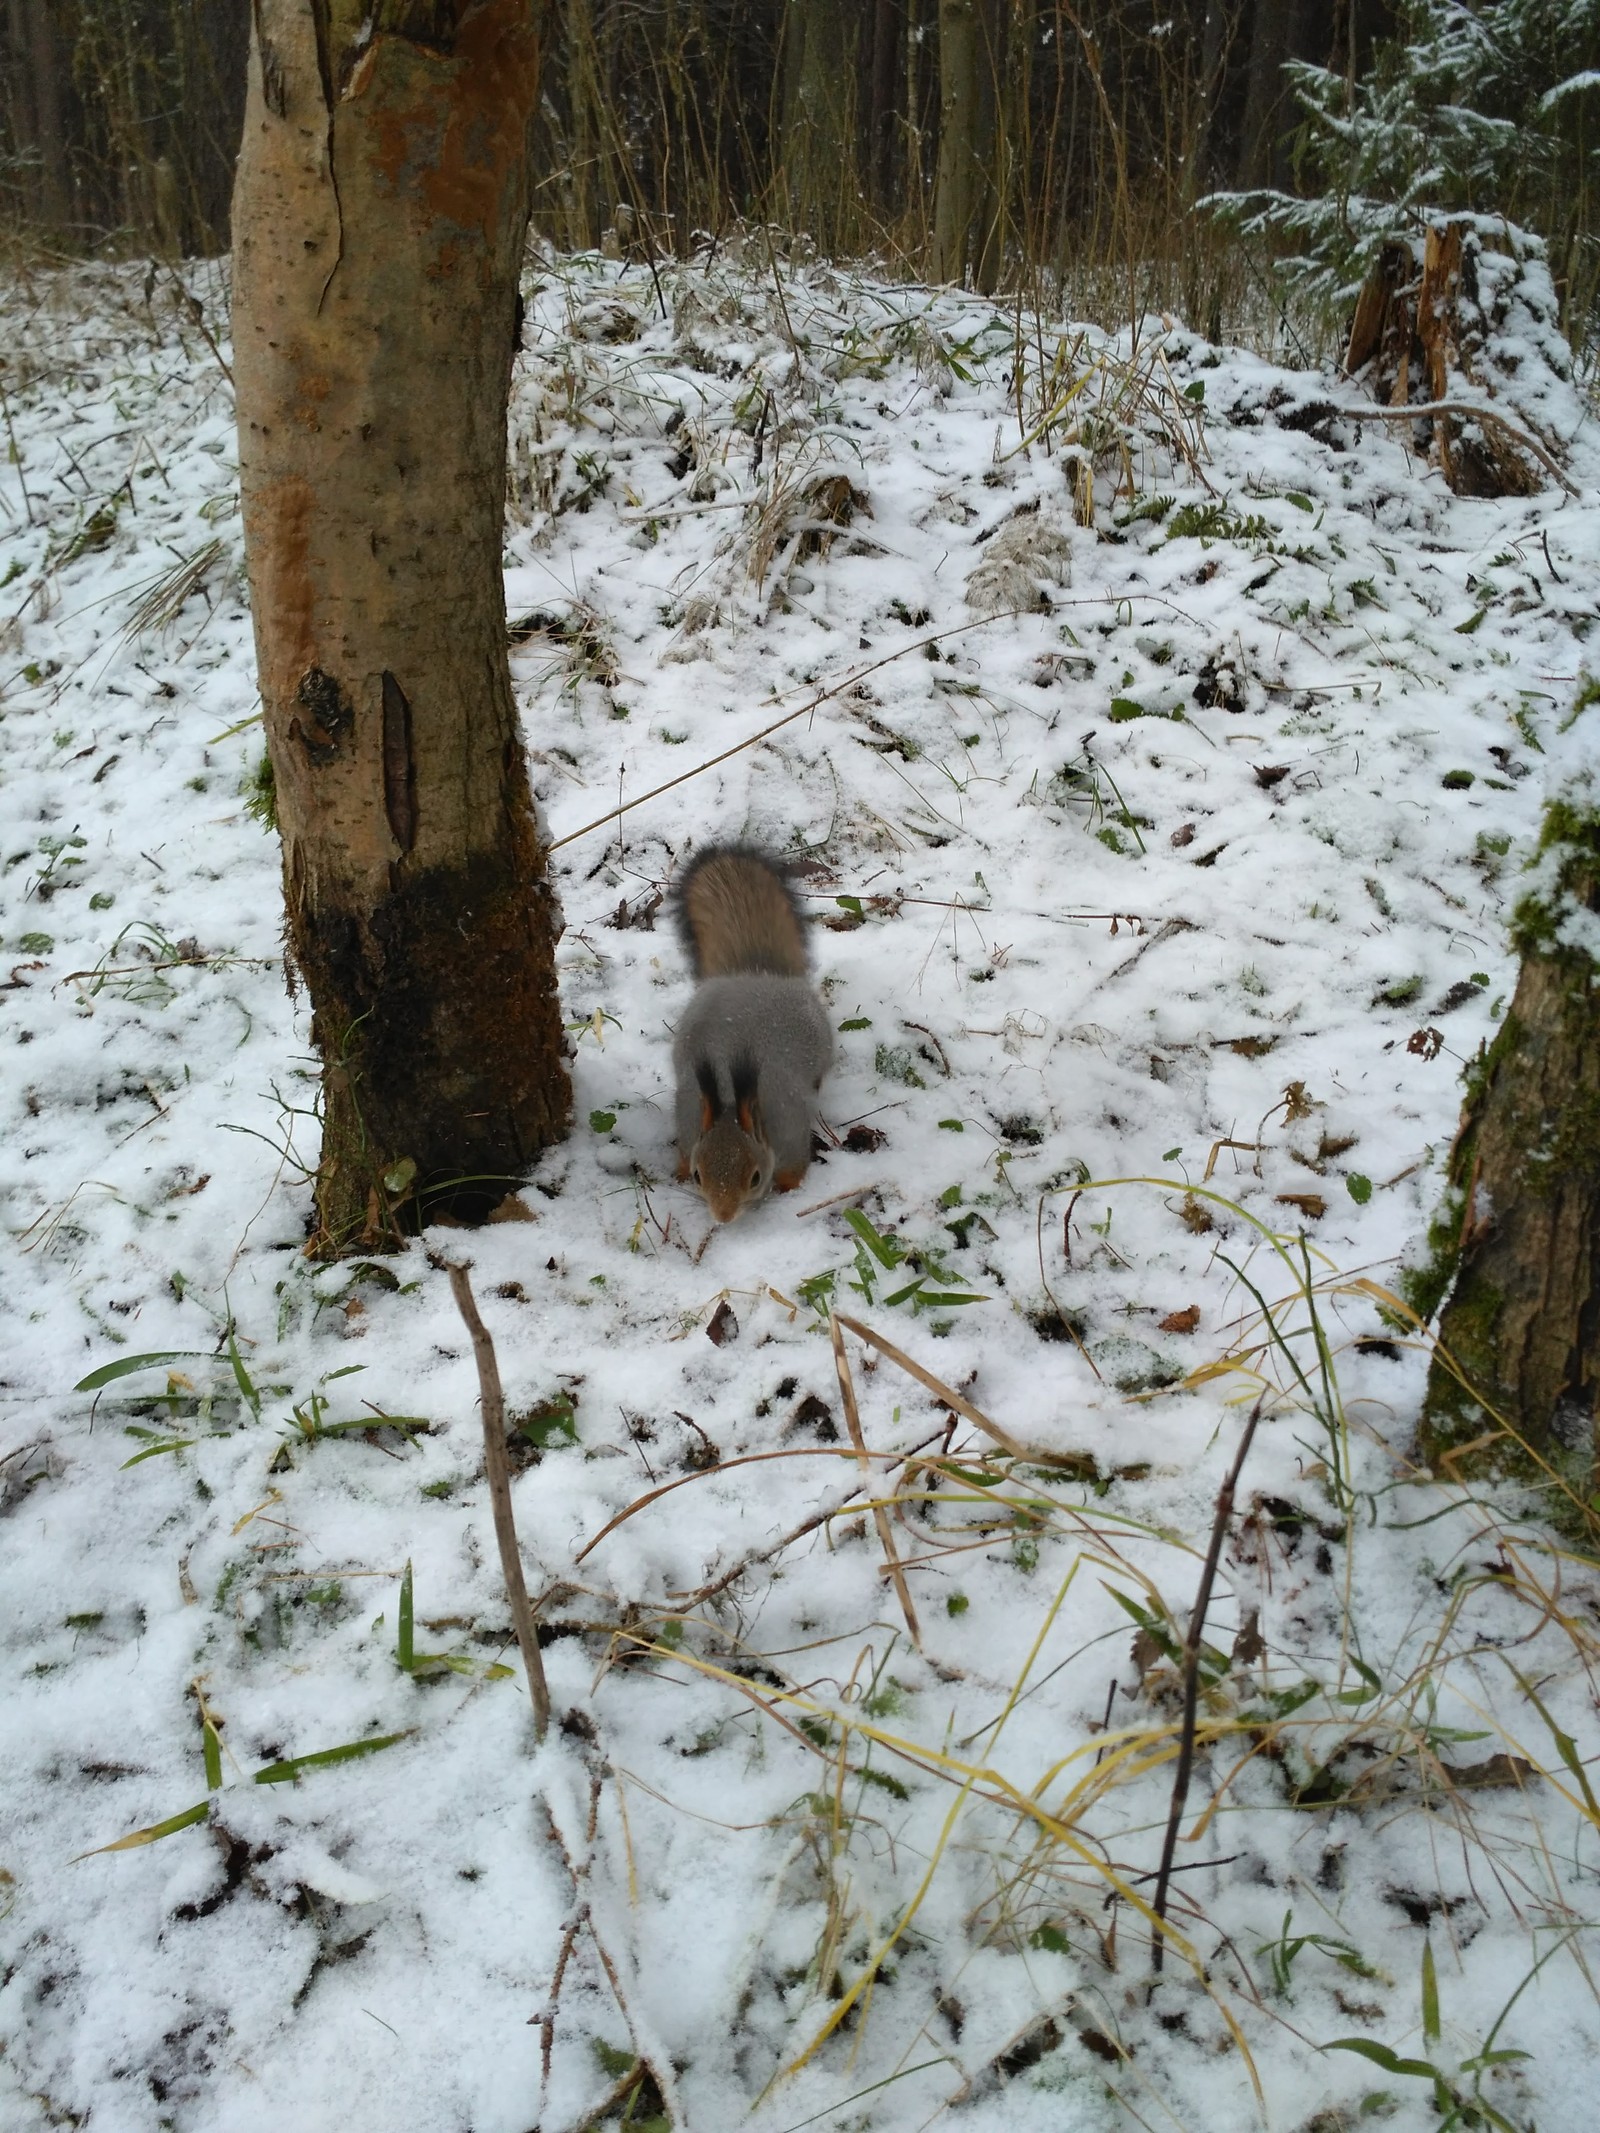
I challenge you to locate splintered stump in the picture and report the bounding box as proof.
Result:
[1345,217,1570,499]
[1421,811,1600,1514]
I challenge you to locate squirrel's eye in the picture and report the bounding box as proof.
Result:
[691,1166,701,1184]
[751,1170,761,1188]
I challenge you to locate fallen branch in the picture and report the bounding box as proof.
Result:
[442,1259,551,1740]
[1336,396,1578,498]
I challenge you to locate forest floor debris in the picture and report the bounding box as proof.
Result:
[2,250,1599,2133]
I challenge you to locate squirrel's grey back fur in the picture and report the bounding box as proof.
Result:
[673,975,832,1179]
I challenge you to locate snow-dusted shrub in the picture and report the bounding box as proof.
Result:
[1207,0,1600,341]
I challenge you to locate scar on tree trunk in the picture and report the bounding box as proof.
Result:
[1418,788,1600,1523]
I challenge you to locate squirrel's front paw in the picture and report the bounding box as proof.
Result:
[773,1165,806,1193]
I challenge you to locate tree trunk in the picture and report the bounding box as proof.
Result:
[10,0,70,230]
[932,0,1000,291]
[1236,0,1322,193]
[564,0,602,251]
[779,0,862,245]
[1420,801,1600,1513]
[233,0,571,1253]
[868,0,902,214]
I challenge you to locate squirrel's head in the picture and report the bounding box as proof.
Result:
[691,1058,774,1222]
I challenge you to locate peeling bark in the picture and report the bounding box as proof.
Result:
[234,0,570,1251]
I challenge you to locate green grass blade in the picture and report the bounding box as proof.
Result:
[73,1799,210,1859]
[1509,1667,1600,1821]
[844,1207,903,1269]
[312,1413,429,1437]
[119,1436,197,1467]
[75,1350,209,1393]
[398,1560,414,1672]
[225,1327,261,1422]
[1421,1939,1440,2043]
[202,1721,222,1792]
[251,1730,411,1786]
[1326,2038,1436,2080]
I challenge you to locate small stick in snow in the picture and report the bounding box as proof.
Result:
[1149,1396,1265,1976]
[831,1312,921,1649]
[441,1258,551,1740]
[833,1310,1100,1472]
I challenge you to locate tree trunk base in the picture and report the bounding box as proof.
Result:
[1420,809,1600,1523]
[1346,217,1571,499]
[303,805,569,1253]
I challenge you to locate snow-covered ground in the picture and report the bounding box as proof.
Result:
[2,248,1598,2133]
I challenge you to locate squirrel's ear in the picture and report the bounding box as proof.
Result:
[730,1055,759,1135]
[695,1059,722,1134]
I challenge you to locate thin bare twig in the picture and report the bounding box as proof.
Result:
[545,608,1036,855]
[442,1259,551,1739]
[832,1311,1101,1469]
[831,1312,920,1647]
[675,1427,948,1608]
[1149,1396,1265,1975]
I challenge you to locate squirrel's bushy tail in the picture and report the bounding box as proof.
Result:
[676,845,810,978]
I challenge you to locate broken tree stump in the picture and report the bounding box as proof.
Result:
[1345,216,1574,498]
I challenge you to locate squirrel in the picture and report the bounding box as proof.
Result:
[672,845,833,1223]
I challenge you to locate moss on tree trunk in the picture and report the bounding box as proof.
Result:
[233,0,570,1253]
[1421,799,1600,1513]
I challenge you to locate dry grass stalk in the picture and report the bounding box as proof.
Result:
[1149,1395,1264,1976]
[832,1309,1060,1465]
[442,1258,550,1739]
[546,606,1035,856]
[830,1311,919,1649]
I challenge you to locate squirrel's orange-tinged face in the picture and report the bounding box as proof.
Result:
[703,1179,752,1223]
[690,1117,775,1221]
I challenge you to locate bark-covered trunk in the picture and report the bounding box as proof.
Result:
[7,0,69,229]
[1419,798,1600,1512]
[1236,0,1323,193]
[233,0,570,1253]
[779,0,862,241]
[868,0,902,213]
[932,0,1001,291]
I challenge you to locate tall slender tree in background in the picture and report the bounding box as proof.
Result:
[232,0,570,1252]
[779,0,863,241]
[5,0,69,230]
[933,0,1003,290]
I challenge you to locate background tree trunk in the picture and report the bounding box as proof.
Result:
[1236,0,1323,192]
[7,0,70,229]
[868,0,903,214]
[779,0,862,242]
[933,0,1001,290]
[232,0,571,1253]
[1421,802,1600,1512]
